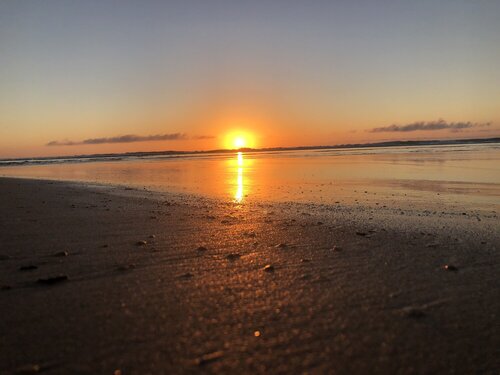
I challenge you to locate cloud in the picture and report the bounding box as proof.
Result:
[46,133,201,146]
[192,135,217,140]
[368,119,491,133]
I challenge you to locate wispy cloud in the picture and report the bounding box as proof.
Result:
[46,133,214,146]
[192,135,216,140]
[368,119,491,133]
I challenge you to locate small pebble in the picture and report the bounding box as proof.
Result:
[15,364,41,374]
[19,265,37,271]
[37,275,68,285]
[197,246,208,252]
[402,307,425,319]
[53,251,68,257]
[356,231,367,236]
[179,272,194,279]
[275,243,288,249]
[226,253,241,261]
[263,264,275,272]
[331,246,343,252]
[135,240,147,246]
[443,264,458,272]
[195,351,224,366]
[116,264,136,272]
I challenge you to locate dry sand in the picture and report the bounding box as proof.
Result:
[0,177,499,374]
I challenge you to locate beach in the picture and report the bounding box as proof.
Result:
[1,177,498,374]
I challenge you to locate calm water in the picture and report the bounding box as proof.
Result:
[1,144,500,208]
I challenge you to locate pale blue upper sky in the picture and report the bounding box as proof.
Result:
[1,1,499,157]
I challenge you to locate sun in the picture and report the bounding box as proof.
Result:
[224,131,256,149]
[234,137,246,149]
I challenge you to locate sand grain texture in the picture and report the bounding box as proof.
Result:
[0,178,499,374]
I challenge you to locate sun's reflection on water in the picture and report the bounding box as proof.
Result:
[234,152,244,203]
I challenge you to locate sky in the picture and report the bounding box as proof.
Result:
[1,0,499,158]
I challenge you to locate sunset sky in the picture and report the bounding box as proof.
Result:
[1,1,499,158]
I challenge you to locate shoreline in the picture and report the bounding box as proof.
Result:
[1,137,499,165]
[1,177,498,374]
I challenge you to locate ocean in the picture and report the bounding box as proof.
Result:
[1,143,499,209]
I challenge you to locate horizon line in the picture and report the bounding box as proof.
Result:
[1,136,499,163]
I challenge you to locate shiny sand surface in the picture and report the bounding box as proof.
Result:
[0,178,499,374]
[2,144,500,211]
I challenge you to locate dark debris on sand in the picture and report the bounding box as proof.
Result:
[225,253,241,261]
[19,265,38,271]
[36,275,68,285]
[195,351,224,366]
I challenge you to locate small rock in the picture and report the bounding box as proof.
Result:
[226,253,241,261]
[195,351,224,366]
[275,243,288,249]
[135,240,147,246]
[402,307,425,319]
[179,272,194,279]
[15,364,41,374]
[263,264,275,272]
[356,231,367,236]
[300,258,311,263]
[443,264,458,272]
[331,246,343,252]
[197,246,208,252]
[116,264,136,272]
[149,235,156,239]
[53,251,68,257]
[37,275,68,285]
[19,265,38,271]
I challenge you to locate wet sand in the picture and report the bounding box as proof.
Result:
[0,177,499,374]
